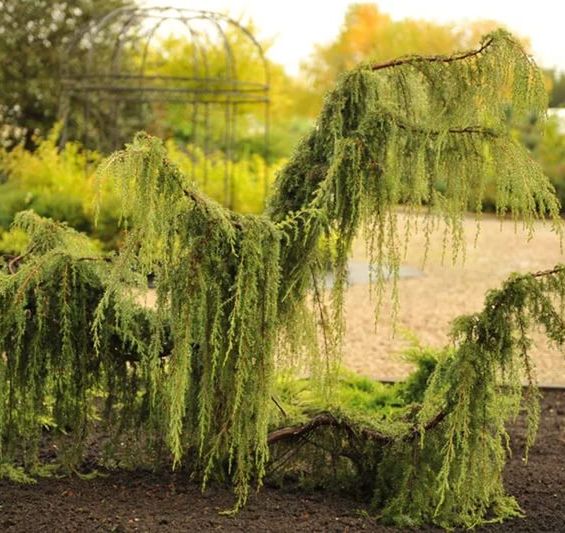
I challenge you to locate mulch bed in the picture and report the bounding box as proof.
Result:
[0,389,563,532]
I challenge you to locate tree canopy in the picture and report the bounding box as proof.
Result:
[1,30,564,528]
[0,0,130,148]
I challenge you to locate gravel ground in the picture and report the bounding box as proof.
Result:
[342,213,565,386]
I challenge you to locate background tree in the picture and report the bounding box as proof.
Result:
[0,0,130,149]
[546,68,565,107]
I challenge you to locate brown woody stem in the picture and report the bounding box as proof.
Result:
[371,38,494,72]
[267,410,446,446]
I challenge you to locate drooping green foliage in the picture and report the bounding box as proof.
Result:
[269,265,565,527]
[0,212,157,477]
[96,135,282,504]
[270,30,559,331]
[1,30,564,527]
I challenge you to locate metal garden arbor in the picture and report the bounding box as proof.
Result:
[59,6,270,206]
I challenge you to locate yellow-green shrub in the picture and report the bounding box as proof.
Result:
[0,126,121,252]
[166,140,283,214]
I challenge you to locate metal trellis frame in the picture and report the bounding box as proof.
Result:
[58,6,271,208]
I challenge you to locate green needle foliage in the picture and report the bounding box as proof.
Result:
[1,30,564,526]
[0,211,157,477]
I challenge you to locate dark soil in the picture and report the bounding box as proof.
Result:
[0,389,563,532]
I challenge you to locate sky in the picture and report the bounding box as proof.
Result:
[143,1,565,75]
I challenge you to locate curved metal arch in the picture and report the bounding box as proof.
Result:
[136,14,210,184]
[133,11,240,199]
[62,7,270,86]
[107,11,147,77]
[186,8,270,87]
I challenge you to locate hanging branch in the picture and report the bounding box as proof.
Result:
[371,38,494,71]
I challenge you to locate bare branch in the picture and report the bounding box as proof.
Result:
[267,410,446,446]
[530,265,565,278]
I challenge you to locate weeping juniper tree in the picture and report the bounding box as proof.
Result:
[1,30,565,527]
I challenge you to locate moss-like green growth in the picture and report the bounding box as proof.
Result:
[1,30,564,526]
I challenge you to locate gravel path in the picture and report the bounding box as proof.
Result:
[342,214,565,386]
